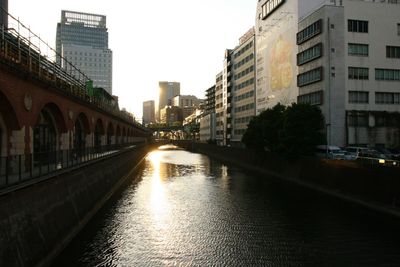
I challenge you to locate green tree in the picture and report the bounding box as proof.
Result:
[242,103,286,152]
[280,103,325,158]
[242,103,325,158]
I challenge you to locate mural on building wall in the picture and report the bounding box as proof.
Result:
[269,35,293,91]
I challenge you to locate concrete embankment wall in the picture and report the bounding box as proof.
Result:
[180,142,400,217]
[0,145,155,267]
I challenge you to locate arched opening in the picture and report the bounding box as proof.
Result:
[106,122,114,146]
[33,103,66,172]
[73,113,90,157]
[94,119,105,152]
[122,127,126,144]
[116,125,121,144]
[0,91,20,158]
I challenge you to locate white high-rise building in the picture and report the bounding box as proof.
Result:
[297,0,400,148]
[56,10,113,94]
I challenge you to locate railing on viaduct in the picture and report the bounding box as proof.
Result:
[0,11,153,192]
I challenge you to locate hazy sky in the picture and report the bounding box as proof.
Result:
[9,0,256,120]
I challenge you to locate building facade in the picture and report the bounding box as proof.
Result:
[159,106,183,126]
[255,0,326,114]
[142,100,155,125]
[56,10,113,94]
[298,0,400,148]
[172,95,203,119]
[0,0,8,27]
[157,81,180,122]
[200,86,216,142]
[215,72,225,145]
[231,29,256,145]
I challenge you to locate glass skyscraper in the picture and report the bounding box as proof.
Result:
[56,10,113,94]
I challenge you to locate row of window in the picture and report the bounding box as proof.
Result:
[234,41,254,59]
[261,0,285,20]
[233,53,254,70]
[347,68,400,81]
[348,20,368,33]
[297,67,323,87]
[348,91,400,105]
[235,78,255,91]
[348,112,400,127]
[234,65,254,80]
[234,103,255,113]
[348,67,369,80]
[234,129,247,136]
[348,43,369,56]
[234,90,254,102]
[297,91,323,105]
[387,46,400,58]
[297,43,322,66]
[297,19,322,45]
[234,116,253,125]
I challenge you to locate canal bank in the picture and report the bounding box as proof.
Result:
[0,143,158,267]
[175,141,400,219]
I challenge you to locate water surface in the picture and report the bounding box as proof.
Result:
[54,147,400,266]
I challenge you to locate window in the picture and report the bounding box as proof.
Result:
[298,91,323,105]
[348,20,368,33]
[398,24,400,36]
[348,112,368,127]
[348,67,369,80]
[348,43,369,56]
[375,69,400,81]
[375,92,400,104]
[386,46,400,58]
[297,67,323,87]
[297,43,323,66]
[261,0,285,19]
[297,20,322,45]
[349,91,369,104]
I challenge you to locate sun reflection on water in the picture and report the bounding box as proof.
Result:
[147,150,170,230]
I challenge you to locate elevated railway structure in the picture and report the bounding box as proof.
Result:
[0,12,151,190]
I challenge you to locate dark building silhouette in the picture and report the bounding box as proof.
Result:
[0,0,8,28]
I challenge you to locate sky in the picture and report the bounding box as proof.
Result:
[9,0,257,120]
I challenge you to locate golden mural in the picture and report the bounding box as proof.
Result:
[269,35,293,91]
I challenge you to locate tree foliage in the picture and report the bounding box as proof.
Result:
[242,103,325,158]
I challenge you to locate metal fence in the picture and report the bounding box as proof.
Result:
[0,143,144,190]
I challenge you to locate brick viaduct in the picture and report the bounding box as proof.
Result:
[0,56,150,158]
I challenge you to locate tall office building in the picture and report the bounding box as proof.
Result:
[56,10,113,94]
[157,81,180,122]
[255,0,326,114]
[142,100,155,125]
[0,0,8,27]
[200,85,216,142]
[215,71,225,145]
[231,28,256,145]
[297,0,400,148]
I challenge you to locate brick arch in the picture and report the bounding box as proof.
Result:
[106,121,114,145]
[75,112,91,135]
[116,125,121,144]
[122,127,126,143]
[94,118,105,135]
[0,90,21,130]
[35,102,67,134]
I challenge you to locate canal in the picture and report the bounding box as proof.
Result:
[54,145,400,266]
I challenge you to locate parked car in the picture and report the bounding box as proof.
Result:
[344,147,369,160]
[387,148,400,160]
[316,145,346,160]
[358,148,388,159]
